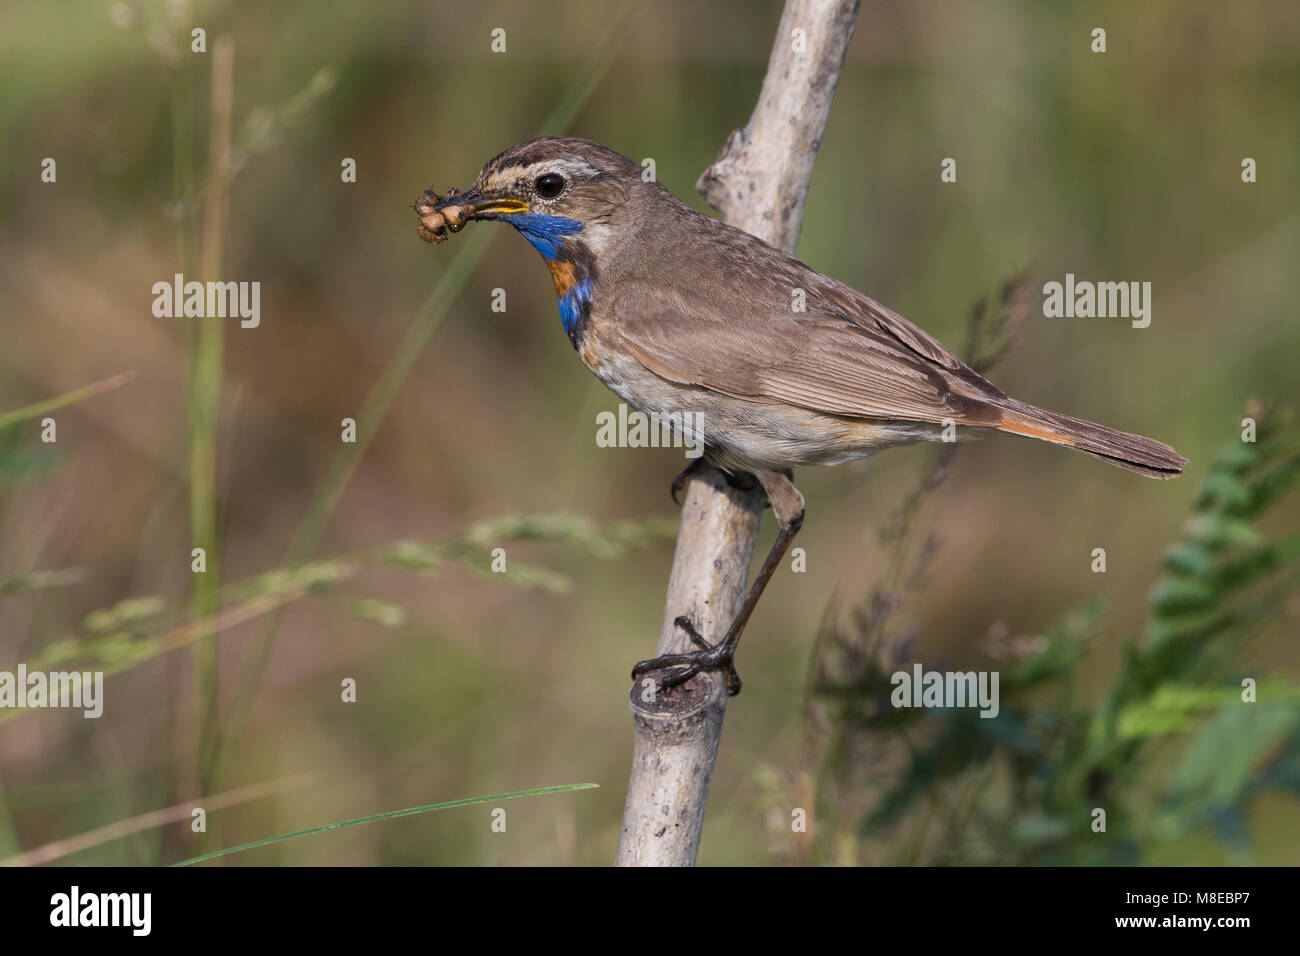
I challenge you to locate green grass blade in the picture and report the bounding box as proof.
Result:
[0,568,86,595]
[0,372,135,431]
[170,783,599,866]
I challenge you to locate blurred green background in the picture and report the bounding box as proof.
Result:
[0,0,1297,865]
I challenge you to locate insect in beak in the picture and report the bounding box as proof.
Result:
[413,187,530,245]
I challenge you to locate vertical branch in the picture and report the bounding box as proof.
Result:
[697,0,861,248]
[615,0,860,867]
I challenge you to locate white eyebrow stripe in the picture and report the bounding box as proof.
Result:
[537,158,601,179]
[481,158,601,193]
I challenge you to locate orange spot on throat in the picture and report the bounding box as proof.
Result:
[547,259,578,298]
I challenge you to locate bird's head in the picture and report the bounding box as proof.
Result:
[414,136,642,262]
[414,137,648,342]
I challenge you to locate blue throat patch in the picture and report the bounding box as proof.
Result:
[557,278,594,337]
[501,211,583,260]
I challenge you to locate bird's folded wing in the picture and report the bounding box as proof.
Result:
[854,295,963,372]
[612,283,1000,425]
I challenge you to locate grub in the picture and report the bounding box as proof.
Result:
[413,186,471,245]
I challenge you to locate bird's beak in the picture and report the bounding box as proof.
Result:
[414,186,531,245]
[433,188,530,219]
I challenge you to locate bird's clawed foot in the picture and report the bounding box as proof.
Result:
[630,615,742,696]
[670,461,762,505]
[669,458,708,505]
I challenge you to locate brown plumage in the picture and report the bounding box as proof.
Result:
[416,136,1187,693]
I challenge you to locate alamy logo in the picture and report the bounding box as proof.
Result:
[1042,273,1151,328]
[596,403,706,459]
[152,273,260,328]
[50,886,150,936]
[0,665,103,718]
[890,664,1000,718]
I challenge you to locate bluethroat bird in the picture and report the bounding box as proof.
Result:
[413,137,1187,696]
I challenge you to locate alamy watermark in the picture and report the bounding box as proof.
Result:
[596,403,705,459]
[152,273,260,328]
[0,665,103,718]
[1042,273,1151,328]
[890,663,999,719]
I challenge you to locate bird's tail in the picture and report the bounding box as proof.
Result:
[994,399,1187,479]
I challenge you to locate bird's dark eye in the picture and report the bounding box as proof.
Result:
[535,173,565,199]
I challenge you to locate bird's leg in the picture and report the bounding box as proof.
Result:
[633,470,805,697]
